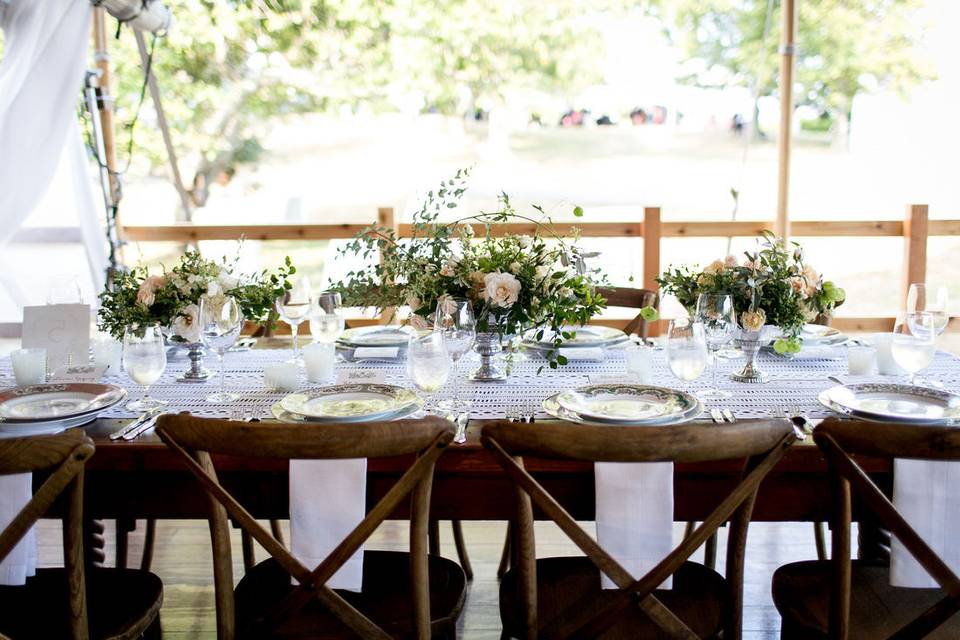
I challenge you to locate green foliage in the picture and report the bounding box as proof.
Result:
[328,169,609,369]
[671,0,933,120]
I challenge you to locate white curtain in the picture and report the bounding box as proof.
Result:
[0,0,101,307]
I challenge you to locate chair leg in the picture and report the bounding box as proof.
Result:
[451,520,473,580]
[241,529,256,571]
[497,522,512,579]
[813,521,827,561]
[683,520,696,539]
[140,519,157,571]
[703,531,718,570]
[269,519,285,546]
[428,519,441,556]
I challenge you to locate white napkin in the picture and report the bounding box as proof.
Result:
[0,474,37,586]
[289,459,366,591]
[560,347,605,362]
[890,459,960,588]
[352,347,399,360]
[595,462,673,590]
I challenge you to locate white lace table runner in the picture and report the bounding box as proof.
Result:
[2,348,959,421]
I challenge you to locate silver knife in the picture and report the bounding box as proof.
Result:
[109,408,160,440]
[122,412,163,440]
[722,408,736,423]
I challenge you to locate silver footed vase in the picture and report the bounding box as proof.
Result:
[730,329,769,384]
[470,332,508,382]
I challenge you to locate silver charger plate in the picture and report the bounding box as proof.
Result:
[0,383,127,423]
[279,384,421,422]
[336,325,422,348]
[523,325,628,349]
[544,385,702,426]
[818,383,960,425]
[271,396,423,424]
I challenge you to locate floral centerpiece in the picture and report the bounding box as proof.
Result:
[98,251,294,379]
[329,170,618,373]
[657,231,845,354]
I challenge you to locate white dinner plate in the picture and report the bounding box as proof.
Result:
[818,383,960,425]
[523,325,628,349]
[542,392,701,427]
[555,384,700,424]
[337,325,423,348]
[271,396,423,424]
[0,383,127,423]
[279,384,421,422]
[0,413,98,438]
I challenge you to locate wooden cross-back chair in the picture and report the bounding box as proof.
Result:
[482,418,796,640]
[596,286,659,340]
[773,418,960,639]
[0,431,163,640]
[156,413,466,640]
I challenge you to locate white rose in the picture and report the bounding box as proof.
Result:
[136,275,165,307]
[173,304,202,343]
[518,235,532,248]
[559,287,573,298]
[484,272,521,308]
[509,261,521,274]
[535,265,551,282]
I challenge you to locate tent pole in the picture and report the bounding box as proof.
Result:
[92,8,120,213]
[775,0,795,240]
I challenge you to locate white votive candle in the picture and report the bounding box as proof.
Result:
[871,333,906,376]
[91,336,123,376]
[11,348,47,385]
[264,363,300,392]
[303,342,335,383]
[847,344,877,376]
[625,344,654,384]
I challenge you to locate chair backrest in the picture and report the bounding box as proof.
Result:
[814,418,960,640]
[596,286,659,339]
[481,418,795,639]
[0,431,95,640]
[156,413,454,640]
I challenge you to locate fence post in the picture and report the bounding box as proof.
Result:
[643,206,662,335]
[377,207,398,325]
[902,204,928,304]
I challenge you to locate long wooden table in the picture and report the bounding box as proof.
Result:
[76,417,891,523]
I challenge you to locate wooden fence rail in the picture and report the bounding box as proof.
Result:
[121,203,959,333]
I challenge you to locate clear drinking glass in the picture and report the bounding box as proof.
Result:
[199,295,243,403]
[695,293,736,399]
[907,283,949,336]
[891,312,936,386]
[309,291,345,343]
[433,297,476,412]
[275,275,313,363]
[407,332,451,413]
[46,275,84,305]
[123,324,168,411]
[665,319,708,390]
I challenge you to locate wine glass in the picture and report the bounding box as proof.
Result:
[695,293,736,399]
[407,332,451,413]
[665,319,708,390]
[46,275,84,305]
[123,324,168,412]
[309,291,345,343]
[891,312,936,386]
[275,275,313,363]
[199,295,243,403]
[907,283,949,335]
[433,297,476,413]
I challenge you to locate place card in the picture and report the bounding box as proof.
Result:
[49,364,107,383]
[352,347,399,360]
[337,369,386,384]
[21,304,91,373]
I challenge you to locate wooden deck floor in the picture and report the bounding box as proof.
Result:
[36,517,830,638]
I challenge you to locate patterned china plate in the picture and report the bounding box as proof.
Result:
[0,413,98,438]
[279,384,421,422]
[523,325,628,349]
[0,383,127,423]
[336,326,423,348]
[547,384,701,425]
[818,383,960,425]
[271,395,423,424]
[543,391,701,427]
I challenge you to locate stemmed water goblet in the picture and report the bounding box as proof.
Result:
[665,318,708,393]
[275,275,313,363]
[309,291,345,343]
[199,295,243,403]
[407,332,451,414]
[123,324,168,412]
[906,283,949,386]
[695,293,737,399]
[433,297,476,413]
[891,312,936,386]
